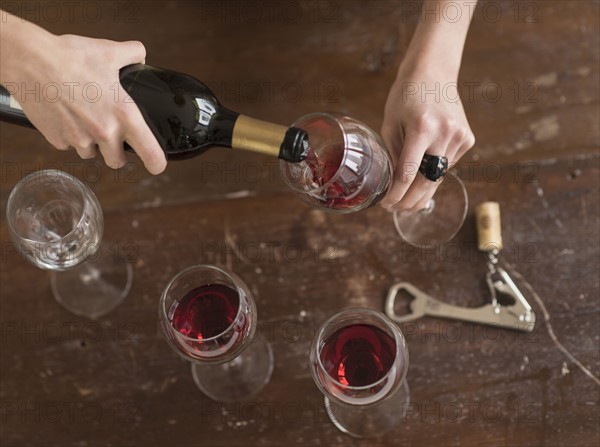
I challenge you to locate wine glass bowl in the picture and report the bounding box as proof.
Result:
[279,112,468,244]
[311,308,408,405]
[310,308,410,437]
[6,169,102,270]
[160,265,256,364]
[280,113,393,213]
[6,169,131,319]
[159,265,273,402]
[392,170,468,247]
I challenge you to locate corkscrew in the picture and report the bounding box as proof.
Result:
[385,202,536,332]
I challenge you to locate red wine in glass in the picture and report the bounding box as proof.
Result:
[160,265,273,402]
[305,145,388,210]
[319,323,396,388]
[280,113,392,213]
[310,308,410,437]
[166,281,250,361]
[170,284,240,341]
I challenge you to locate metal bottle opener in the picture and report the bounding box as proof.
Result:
[385,202,536,332]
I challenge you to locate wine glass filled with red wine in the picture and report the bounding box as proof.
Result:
[310,308,410,438]
[159,264,273,402]
[280,112,468,246]
[6,169,132,319]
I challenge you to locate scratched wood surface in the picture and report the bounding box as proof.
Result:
[1,155,599,447]
[1,1,599,446]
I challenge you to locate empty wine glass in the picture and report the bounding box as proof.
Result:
[392,170,468,247]
[280,112,468,246]
[6,169,132,318]
[310,308,410,438]
[159,264,273,402]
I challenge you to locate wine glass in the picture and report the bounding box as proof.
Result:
[310,308,410,438]
[159,264,273,402]
[392,169,468,247]
[6,169,132,319]
[280,113,393,213]
[280,112,468,246]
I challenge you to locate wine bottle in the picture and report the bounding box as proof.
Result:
[0,64,309,163]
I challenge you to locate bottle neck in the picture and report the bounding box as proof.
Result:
[231,115,289,158]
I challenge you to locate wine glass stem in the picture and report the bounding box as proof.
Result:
[324,381,410,438]
[50,242,132,319]
[419,198,435,215]
[191,335,274,402]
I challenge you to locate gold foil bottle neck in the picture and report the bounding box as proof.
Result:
[231,115,288,158]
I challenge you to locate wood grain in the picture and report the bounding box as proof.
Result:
[0,1,599,446]
[1,156,598,446]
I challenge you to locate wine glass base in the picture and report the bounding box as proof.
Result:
[50,242,132,319]
[393,170,468,248]
[191,334,274,402]
[325,381,410,438]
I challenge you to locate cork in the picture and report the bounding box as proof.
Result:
[476,202,503,252]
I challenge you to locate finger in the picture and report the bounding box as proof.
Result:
[44,135,69,151]
[393,173,444,215]
[387,129,450,211]
[380,131,431,209]
[98,139,127,170]
[381,122,402,153]
[443,130,467,167]
[115,40,147,66]
[454,133,476,162]
[122,101,167,175]
[75,143,99,160]
[380,123,402,173]
[410,187,438,213]
[390,172,439,212]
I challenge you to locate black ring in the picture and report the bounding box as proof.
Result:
[419,154,448,182]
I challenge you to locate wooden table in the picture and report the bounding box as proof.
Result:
[1,2,599,446]
[1,155,598,446]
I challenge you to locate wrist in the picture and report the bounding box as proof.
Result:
[401,33,464,80]
[400,2,475,80]
[396,52,460,85]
